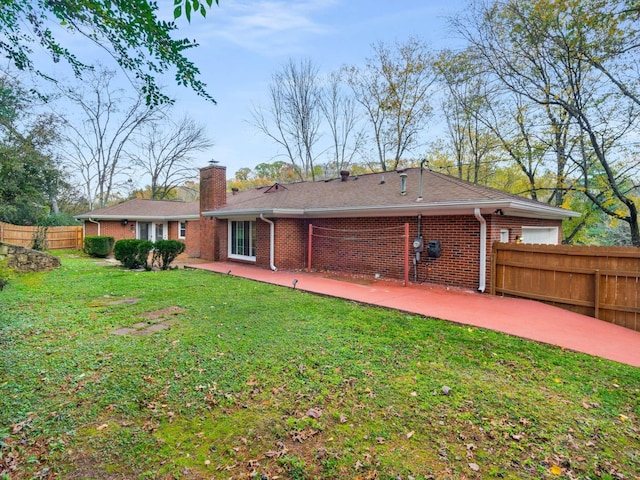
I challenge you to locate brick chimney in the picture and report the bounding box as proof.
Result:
[199,164,227,212]
[199,165,227,261]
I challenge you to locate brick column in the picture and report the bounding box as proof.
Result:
[199,165,227,261]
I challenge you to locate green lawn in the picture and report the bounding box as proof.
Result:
[0,252,638,479]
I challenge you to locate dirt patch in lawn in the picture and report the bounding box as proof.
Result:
[111,306,186,336]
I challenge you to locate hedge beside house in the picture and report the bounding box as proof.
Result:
[84,236,115,258]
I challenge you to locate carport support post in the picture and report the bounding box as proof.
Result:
[404,223,409,287]
[307,223,313,273]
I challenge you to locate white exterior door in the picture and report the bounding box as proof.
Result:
[154,222,168,241]
[138,222,152,240]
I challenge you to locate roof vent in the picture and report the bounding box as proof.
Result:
[340,170,350,181]
[264,182,287,194]
[399,173,407,195]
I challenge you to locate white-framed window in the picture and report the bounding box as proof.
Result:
[521,226,559,245]
[500,229,510,243]
[179,221,186,239]
[228,220,257,261]
[137,222,167,241]
[138,222,152,241]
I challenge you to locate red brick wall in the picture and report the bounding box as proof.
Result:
[272,218,307,269]
[199,165,227,260]
[84,221,136,240]
[303,215,562,291]
[83,220,199,255]
[309,217,410,279]
[183,220,200,257]
[197,179,562,289]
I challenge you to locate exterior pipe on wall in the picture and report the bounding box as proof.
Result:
[473,208,487,293]
[259,214,277,271]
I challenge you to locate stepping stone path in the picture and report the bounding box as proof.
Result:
[110,305,185,336]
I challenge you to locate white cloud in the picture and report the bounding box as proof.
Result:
[198,0,337,55]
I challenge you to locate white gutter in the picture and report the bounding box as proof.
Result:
[259,214,277,271]
[86,218,100,236]
[204,199,579,221]
[474,208,487,293]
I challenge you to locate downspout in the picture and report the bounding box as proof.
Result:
[473,208,487,293]
[87,218,100,236]
[259,214,277,271]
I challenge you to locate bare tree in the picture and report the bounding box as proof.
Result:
[251,58,322,180]
[128,115,213,199]
[343,37,437,171]
[57,67,160,209]
[320,72,365,176]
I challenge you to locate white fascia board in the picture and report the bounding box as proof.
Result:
[75,214,200,221]
[304,200,579,220]
[203,208,305,219]
[203,200,579,220]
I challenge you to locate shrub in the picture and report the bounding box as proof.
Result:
[84,236,115,258]
[114,239,153,270]
[152,240,186,270]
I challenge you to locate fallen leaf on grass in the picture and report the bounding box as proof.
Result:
[469,462,480,471]
[306,408,322,419]
[96,424,109,431]
[11,421,27,434]
[406,431,414,439]
[550,465,562,475]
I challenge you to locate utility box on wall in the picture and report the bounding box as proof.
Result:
[427,240,441,258]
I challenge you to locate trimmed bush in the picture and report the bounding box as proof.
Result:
[152,240,186,270]
[114,239,153,270]
[84,236,115,258]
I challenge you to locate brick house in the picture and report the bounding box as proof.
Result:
[198,165,578,292]
[76,199,201,257]
[76,165,577,291]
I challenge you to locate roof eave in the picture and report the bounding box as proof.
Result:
[76,214,200,221]
[203,200,579,220]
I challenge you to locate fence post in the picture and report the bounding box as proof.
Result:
[594,269,600,319]
[307,224,313,273]
[490,242,498,295]
[404,223,409,287]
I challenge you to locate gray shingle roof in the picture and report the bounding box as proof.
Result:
[210,168,578,220]
[76,199,199,220]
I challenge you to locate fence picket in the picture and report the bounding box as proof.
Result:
[492,242,640,332]
[0,221,83,250]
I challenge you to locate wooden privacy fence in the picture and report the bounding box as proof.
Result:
[491,243,640,332]
[0,221,83,250]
